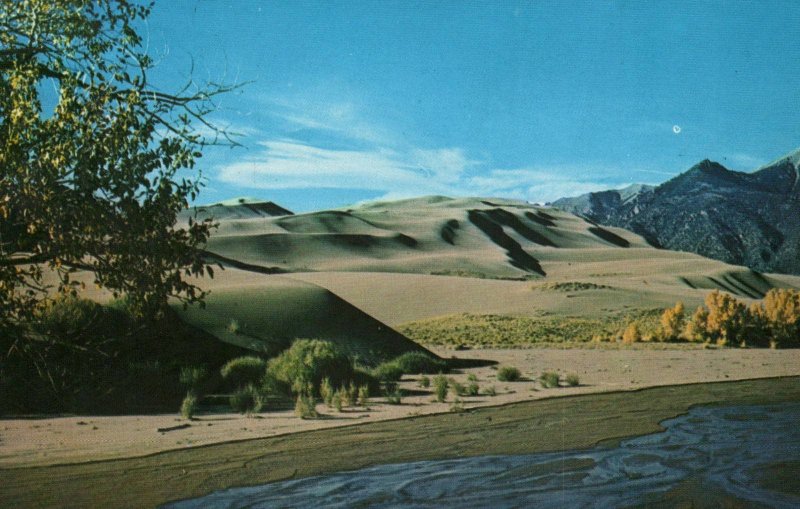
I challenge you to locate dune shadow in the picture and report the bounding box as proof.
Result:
[467,209,546,275]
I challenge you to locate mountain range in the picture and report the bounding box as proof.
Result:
[553,148,800,275]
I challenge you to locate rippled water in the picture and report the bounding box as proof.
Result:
[166,403,800,508]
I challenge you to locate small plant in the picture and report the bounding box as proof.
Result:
[450,379,466,397]
[433,374,449,402]
[229,384,263,414]
[539,371,560,388]
[466,382,480,396]
[482,385,497,396]
[180,392,198,420]
[565,373,580,387]
[344,382,358,406]
[332,389,344,412]
[418,375,431,388]
[449,398,465,413]
[467,374,478,382]
[383,382,402,405]
[294,384,318,419]
[357,384,370,406]
[227,319,240,334]
[320,377,335,407]
[497,366,522,382]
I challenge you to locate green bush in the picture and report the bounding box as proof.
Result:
[180,392,198,419]
[433,374,449,402]
[372,362,404,382]
[450,379,466,397]
[467,374,478,382]
[540,371,560,388]
[358,385,370,406]
[229,384,263,414]
[295,391,318,419]
[565,373,580,387]
[389,352,448,374]
[418,375,431,388]
[267,339,354,395]
[384,382,403,405]
[332,389,344,412]
[497,366,522,382]
[220,356,267,389]
[320,377,335,407]
[466,382,480,396]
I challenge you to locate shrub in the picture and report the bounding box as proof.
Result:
[220,356,267,389]
[320,377,334,407]
[358,385,370,406]
[467,374,478,382]
[658,301,685,341]
[295,391,318,419]
[267,340,354,396]
[449,379,465,397]
[344,382,358,406]
[565,373,580,387]
[229,384,263,414]
[622,323,640,344]
[466,382,480,396]
[760,288,800,347]
[497,366,521,382]
[180,392,198,419]
[433,374,449,402]
[685,305,710,342]
[482,385,497,396]
[227,319,240,334]
[539,371,560,388]
[450,398,465,413]
[332,389,344,412]
[383,381,403,404]
[372,362,404,382]
[389,352,448,374]
[418,375,431,388]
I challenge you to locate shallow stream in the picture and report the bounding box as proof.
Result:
[166,402,800,508]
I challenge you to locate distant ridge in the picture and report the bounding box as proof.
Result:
[553,148,800,275]
[180,197,294,223]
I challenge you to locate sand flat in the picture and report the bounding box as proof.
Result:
[3,347,800,469]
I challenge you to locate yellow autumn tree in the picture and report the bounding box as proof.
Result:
[658,301,685,341]
[761,288,800,347]
[684,305,710,343]
[704,290,750,346]
[622,322,641,344]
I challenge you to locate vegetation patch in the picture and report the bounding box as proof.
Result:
[399,310,662,348]
[497,366,522,382]
[534,281,614,292]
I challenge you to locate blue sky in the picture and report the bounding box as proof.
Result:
[144,1,800,212]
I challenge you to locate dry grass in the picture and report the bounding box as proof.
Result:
[399,310,662,348]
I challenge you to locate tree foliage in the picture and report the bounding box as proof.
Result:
[658,301,685,341]
[1,1,236,347]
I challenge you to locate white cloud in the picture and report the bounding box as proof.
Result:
[219,141,618,204]
[216,94,638,204]
[218,140,477,194]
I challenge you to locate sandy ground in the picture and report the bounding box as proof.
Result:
[3,347,800,468]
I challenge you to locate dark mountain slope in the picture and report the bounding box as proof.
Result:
[553,149,800,275]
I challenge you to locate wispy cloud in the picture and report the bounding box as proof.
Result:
[218,140,477,194]
[215,94,642,204]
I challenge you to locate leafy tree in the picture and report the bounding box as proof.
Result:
[658,301,685,341]
[759,288,800,347]
[685,305,710,342]
[1,3,236,349]
[704,290,749,346]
